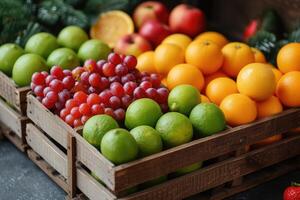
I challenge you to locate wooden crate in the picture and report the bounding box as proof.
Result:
[27,93,300,199]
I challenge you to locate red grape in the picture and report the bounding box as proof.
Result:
[108,53,122,65]
[43,87,52,96]
[60,108,69,120]
[114,108,125,121]
[99,90,113,104]
[124,81,137,96]
[50,66,64,80]
[65,99,79,110]
[72,82,88,93]
[157,88,169,103]
[45,75,56,85]
[87,93,101,106]
[121,95,132,108]
[49,79,64,92]
[146,88,158,100]
[141,72,149,77]
[32,72,46,85]
[121,73,135,84]
[73,119,83,127]
[88,86,98,94]
[91,104,104,115]
[140,81,152,90]
[34,85,44,97]
[65,114,75,126]
[62,76,75,90]
[100,77,109,90]
[123,55,137,70]
[110,82,124,97]
[31,82,36,91]
[150,73,161,88]
[102,63,115,77]
[63,69,72,76]
[80,71,90,85]
[81,115,90,124]
[104,108,115,118]
[41,71,49,77]
[36,96,43,102]
[109,76,121,83]
[70,107,81,118]
[133,87,146,99]
[72,67,85,80]
[58,89,71,103]
[79,103,91,115]
[115,64,128,76]
[55,101,64,111]
[84,59,97,72]
[120,54,126,61]
[42,97,55,109]
[109,96,121,109]
[160,103,169,113]
[96,60,106,74]
[73,91,88,103]
[88,73,101,88]
[141,76,151,82]
[46,91,58,103]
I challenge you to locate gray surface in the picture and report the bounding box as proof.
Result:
[0,138,299,200]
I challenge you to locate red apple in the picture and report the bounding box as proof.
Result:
[133,1,169,29]
[139,20,172,47]
[114,33,152,57]
[169,4,206,37]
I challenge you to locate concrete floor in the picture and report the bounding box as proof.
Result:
[0,138,299,200]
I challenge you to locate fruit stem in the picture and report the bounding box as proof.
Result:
[292,182,300,187]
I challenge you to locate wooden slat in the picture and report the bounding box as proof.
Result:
[68,134,77,198]
[77,166,117,200]
[0,97,27,138]
[120,135,300,200]
[114,109,300,191]
[0,71,29,114]
[26,123,68,178]
[27,149,68,193]
[1,128,27,152]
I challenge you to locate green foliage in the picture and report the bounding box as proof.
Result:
[288,27,300,42]
[15,22,45,47]
[260,9,284,36]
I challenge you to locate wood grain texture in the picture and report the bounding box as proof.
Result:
[120,135,300,200]
[0,126,27,152]
[26,123,68,178]
[114,109,300,191]
[0,71,29,114]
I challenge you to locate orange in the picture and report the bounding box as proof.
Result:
[220,93,257,126]
[185,40,224,75]
[167,64,204,90]
[90,11,134,48]
[205,77,238,105]
[251,48,266,63]
[237,63,276,101]
[256,96,283,119]
[162,34,192,51]
[252,135,282,149]
[201,95,210,103]
[271,67,283,85]
[203,70,227,91]
[194,31,229,47]
[154,43,185,76]
[161,78,168,87]
[221,42,255,77]
[277,43,300,73]
[136,51,156,73]
[276,71,300,107]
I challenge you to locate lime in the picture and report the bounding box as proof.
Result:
[156,112,193,147]
[125,98,163,129]
[189,103,226,137]
[78,39,111,62]
[25,32,59,58]
[130,125,163,157]
[0,43,24,76]
[47,48,80,69]
[174,162,202,176]
[58,26,89,51]
[101,128,138,164]
[83,114,119,149]
[168,84,201,116]
[140,176,167,189]
[12,54,48,86]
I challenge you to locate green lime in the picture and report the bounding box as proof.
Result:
[47,48,80,69]
[0,43,24,76]
[78,39,111,62]
[25,32,59,58]
[12,54,48,86]
[189,103,226,137]
[168,84,201,116]
[130,125,163,157]
[125,98,163,129]
[101,128,138,164]
[140,176,167,189]
[83,114,119,149]
[58,26,89,51]
[156,112,193,147]
[174,162,202,176]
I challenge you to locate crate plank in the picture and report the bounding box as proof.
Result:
[1,127,27,152]
[113,109,300,191]
[26,123,68,178]
[0,71,29,114]
[120,135,300,200]
[0,97,27,138]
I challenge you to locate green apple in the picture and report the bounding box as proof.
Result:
[58,26,89,51]
[12,54,48,86]
[0,43,24,76]
[47,48,80,69]
[78,39,111,62]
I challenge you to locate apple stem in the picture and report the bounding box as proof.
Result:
[292,182,300,187]
[145,5,153,9]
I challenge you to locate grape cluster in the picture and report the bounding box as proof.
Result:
[31,53,169,127]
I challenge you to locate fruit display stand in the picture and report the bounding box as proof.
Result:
[0,71,30,152]
[26,93,300,200]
